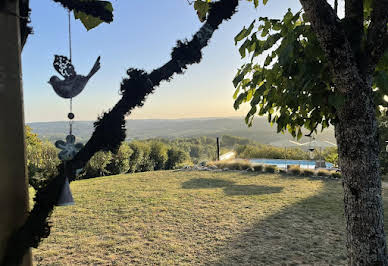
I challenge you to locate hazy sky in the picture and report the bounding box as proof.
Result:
[22,0,303,122]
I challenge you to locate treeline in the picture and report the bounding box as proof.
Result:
[25,125,341,189]
[26,128,251,189]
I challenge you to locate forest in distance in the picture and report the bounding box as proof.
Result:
[28,117,337,145]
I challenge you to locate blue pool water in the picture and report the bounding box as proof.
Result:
[249,158,333,169]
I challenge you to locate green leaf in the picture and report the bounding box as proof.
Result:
[235,28,248,45]
[194,0,210,22]
[233,85,241,100]
[74,1,113,31]
[254,0,259,8]
[234,20,255,45]
[263,0,269,5]
[234,93,246,110]
[74,11,104,30]
[297,128,302,140]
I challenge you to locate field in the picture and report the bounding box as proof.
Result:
[31,171,388,265]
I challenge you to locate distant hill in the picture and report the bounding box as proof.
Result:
[28,117,336,147]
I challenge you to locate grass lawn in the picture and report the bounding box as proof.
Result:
[30,171,388,265]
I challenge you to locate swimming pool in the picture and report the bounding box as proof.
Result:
[249,158,333,169]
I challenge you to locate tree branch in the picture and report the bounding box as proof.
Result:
[299,0,363,93]
[365,0,388,75]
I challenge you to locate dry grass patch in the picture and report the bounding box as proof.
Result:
[29,171,388,265]
[288,165,302,175]
[317,169,332,177]
[207,159,252,170]
[302,168,316,177]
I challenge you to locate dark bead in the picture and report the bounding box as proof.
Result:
[68,112,75,120]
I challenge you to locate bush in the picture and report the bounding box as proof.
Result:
[27,141,60,189]
[229,160,252,170]
[81,151,113,179]
[207,160,252,170]
[317,169,331,177]
[107,143,133,175]
[331,172,342,179]
[264,165,278,173]
[149,141,168,170]
[253,164,264,172]
[302,168,315,177]
[165,147,190,170]
[288,165,302,176]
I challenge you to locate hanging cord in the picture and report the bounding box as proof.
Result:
[68,10,73,136]
[69,98,73,135]
[68,10,72,62]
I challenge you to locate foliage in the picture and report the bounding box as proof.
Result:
[165,147,190,170]
[316,169,331,177]
[232,9,388,138]
[236,143,308,160]
[220,135,251,147]
[207,159,252,170]
[82,151,113,178]
[149,141,168,170]
[52,0,114,30]
[320,147,338,167]
[288,165,302,175]
[26,141,60,190]
[107,142,133,175]
[25,126,42,147]
[253,164,264,172]
[128,141,148,173]
[302,168,315,177]
[264,164,278,173]
[331,172,342,179]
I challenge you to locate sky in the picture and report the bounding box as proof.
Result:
[22,0,305,123]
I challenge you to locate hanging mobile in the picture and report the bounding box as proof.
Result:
[50,10,101,206]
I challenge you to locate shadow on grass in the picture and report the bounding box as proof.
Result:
[224,185,283,196]
[212,179,349,265]
[181,178,235,189]
[181,178,283,196]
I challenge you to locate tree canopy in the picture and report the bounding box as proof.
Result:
[232,7,388,138]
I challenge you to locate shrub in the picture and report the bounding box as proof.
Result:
[81,151,113,179]
[149,141,168,170]
[331,172,342,179]
[302,168,315,177]
[107,142,133,175]
[253,164,264,172]
[264,165,278,173]
[165,147,190,170]
[27,141,60,189]
[206,160,252,170]
[288,165,302,176]
[128,141,146,173]
[230,160,252,170]
[279,168,287,174]
[317,169,331,177]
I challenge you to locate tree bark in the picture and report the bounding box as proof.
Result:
[335,79,387,265]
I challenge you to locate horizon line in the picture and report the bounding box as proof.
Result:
[26,116,267,124]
